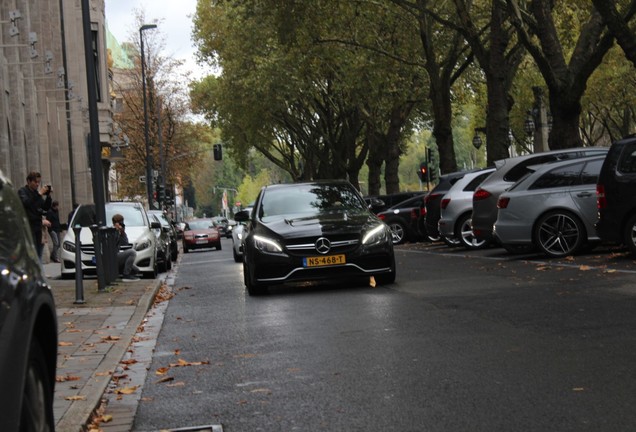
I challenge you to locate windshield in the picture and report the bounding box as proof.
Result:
[187,220,213,230]
[260,183,366,218]
[71,204,147,227]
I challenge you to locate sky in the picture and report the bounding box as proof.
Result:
[105,0,209,79]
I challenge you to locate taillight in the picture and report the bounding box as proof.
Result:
[410,209,420,220]
[497,197,510,209]
[597,184,607,209]
[378,214,386,221]
[473,188,492,201]
[441,198,450,209]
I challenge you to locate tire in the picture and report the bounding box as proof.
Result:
[166,254,172,270]
[183,243,189,254]
[455,214,488,250]
[375,270,396,285]
[20,338,55,432]
[623,213,636,255]
[144,254,158,279]
[171,244,178,261]
[216,242,222,251]
[233,248,242,263]
[534,210,585,258]
[387,220,407,244]
[244,261,267,296]
[426,233,442,242]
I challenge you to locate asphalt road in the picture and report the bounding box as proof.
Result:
[130,238,636,432]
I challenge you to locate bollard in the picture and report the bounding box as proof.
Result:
[72,225,85,304]
[100,227,118,284]
[90,224,107,292]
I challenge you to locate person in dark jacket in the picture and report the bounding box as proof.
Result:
[18,171,52,259]
[112,213,139,281]
[46,200,62,262]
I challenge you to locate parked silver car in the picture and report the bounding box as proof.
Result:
[438,167,495,249]
[472,147,609,244]
[493,155,605,258]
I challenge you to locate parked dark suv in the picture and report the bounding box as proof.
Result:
[0,170,58,431]
[596,135,636,254]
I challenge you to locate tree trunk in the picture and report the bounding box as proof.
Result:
[548,94,583,149]
[366,129,384,196]
[430,82,458,174]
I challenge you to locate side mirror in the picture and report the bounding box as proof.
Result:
[150,221,161,229]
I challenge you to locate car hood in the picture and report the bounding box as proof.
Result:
[260,211,379,239]
[66,226,152,246]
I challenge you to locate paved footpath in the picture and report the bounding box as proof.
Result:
[45,263,162,432]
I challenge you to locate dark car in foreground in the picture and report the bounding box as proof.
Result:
[182,218,222,253]
[235,180,396,295]
[596,135,636,254]
[0,171,58,431]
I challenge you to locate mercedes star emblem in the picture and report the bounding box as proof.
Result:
[315,237,331,254]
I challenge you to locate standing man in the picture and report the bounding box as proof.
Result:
[18,171,52,259]
[112,213,139,281]
[46,200,62,263]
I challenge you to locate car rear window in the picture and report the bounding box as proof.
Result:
[618,143,636,174]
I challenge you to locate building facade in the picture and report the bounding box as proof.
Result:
[0,0,114,220]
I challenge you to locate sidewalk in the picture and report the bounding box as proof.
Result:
[45,262,162,432]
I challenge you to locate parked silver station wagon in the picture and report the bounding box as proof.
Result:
[493,155,606,258]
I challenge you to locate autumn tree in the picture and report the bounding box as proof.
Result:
[506,0,615,149]
[111,12,209,204]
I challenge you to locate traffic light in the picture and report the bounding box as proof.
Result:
[156,183,166,202]
[164,185,174,206]
[213,143,222,160]
[418,162,428,181]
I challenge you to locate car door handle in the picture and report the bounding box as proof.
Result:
[576,192,594,198]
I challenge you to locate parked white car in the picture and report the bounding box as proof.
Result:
[60,202,160,279]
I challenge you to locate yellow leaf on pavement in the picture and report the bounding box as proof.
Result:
[65,395,86,401]
[115,386,138,395]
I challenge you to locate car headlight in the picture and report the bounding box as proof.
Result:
[253,234,283,253]
[237,232,243,241]
[135,237,152,251]
[63,240,76,253]
[362,224,388,245]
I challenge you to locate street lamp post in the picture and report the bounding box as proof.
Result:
[140,24,157,207]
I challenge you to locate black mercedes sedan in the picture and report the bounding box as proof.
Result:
[234,180,396,295]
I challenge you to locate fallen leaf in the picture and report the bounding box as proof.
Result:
[58,341,74,347]
[65,395,86,401]
[156,376,174,384]
[169,358,210,367]
[604,269,617,273]
[121,359,138,365]
[156,367,171,375]
[101,335,121,341]
[579,265,591,271]
[114,386,138,395]
[99,414,113,423]
[56,374,81,382]
[572,387,585,392]
[369,276,376,288]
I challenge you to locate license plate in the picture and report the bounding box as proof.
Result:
[303,254,346,267]
[196,239,207,244]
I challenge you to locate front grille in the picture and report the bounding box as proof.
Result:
[285,234,359,256]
